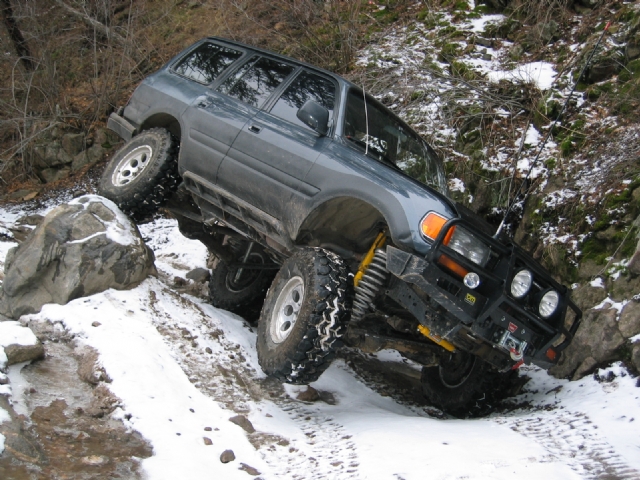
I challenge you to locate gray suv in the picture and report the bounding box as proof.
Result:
[99,37,581,414]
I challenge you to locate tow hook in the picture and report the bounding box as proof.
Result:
[499,330,527,362]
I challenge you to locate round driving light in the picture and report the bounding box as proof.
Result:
[463,272,480,289]
[511,269,533,298]
[539,290,560,318]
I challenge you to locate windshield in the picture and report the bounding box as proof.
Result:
[343,88,447,194]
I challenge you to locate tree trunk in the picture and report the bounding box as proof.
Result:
[0,0,34,70]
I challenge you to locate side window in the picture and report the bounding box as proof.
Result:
[218,57,295,109]
[173,43,242,84]
[270,71,336,131]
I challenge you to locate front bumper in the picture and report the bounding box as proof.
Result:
[385,220,581,370]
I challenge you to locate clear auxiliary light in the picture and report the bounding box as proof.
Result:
[539,290,560,318]
[511,269,533,298]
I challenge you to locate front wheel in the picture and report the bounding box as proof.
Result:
[257,248,353,384]
[421,351,501,416]
[98,128,180,220]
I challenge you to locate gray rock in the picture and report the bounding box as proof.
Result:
[186,268,210,283]
[220,449,235,463]
[631,343,640,373]
[61,133,85,156]
[4,343,45,365]
[572,356,598,381]
[539,21,559,45]
[475,37,493,48]
[571,285,608,311]
[618,301,640,338]
[94,128,119,148]
[229,415,255,433]
[39,166,71,184]
[626,239,640,275]
[0,195,155,318]
[550,308,625,379]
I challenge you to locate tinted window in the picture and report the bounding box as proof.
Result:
[173,43,242,84]
[270,71,336,130]
[344,89,447,193]
[219,57,295,108]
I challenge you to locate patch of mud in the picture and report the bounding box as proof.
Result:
[0,341,152,479]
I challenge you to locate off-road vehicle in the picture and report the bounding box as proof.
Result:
[99,37,581,414]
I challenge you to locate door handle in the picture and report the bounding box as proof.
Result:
[195,96,219,108]
[248,125,262,134]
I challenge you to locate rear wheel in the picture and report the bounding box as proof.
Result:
[208,244,274,315]
[257,248,352,384]
[98,128,180,220]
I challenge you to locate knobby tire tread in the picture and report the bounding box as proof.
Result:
[258,248,353,385]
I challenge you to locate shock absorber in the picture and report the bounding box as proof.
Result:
[352,248,389,322]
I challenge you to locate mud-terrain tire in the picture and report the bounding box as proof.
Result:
[98,128,180,220]
[208,246,274,315]
[257,248,353,384]
[421,351,508,416]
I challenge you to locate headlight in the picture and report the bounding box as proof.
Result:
[539,290,560,318]
[511,269,533,298]
[447,226,491,267]
[420,212,490,267]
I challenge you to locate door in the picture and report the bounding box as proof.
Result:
[177,42,248,183]
[219,70,337,223]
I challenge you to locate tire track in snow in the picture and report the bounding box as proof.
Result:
[146,285,360,478]
[494,410,640,479]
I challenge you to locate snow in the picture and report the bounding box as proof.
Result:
[0,211,639,478]
[0,6,639,477]
[69,195,139,246]
[466,14,505,33]
[488,62,557,90]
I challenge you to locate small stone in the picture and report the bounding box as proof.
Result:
[186,267,210,283]
[205,347,212,354]
[239,463,261,476]
[0,373,8,385]
[174,276,188,287]
[204,426,212,431]
[4,343,45,365]
[81,455,106,465]
[92,321,101,327]
[220,449,235,463]
[296,386,320,403]
[229,415,255,433]
[203,437,212,446]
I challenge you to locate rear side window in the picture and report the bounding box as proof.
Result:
[173,43,242,84]
[270,71,336,131]
[218,57,295,109]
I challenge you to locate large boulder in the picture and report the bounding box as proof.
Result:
[0,195,155,318]
[550,307,626,380]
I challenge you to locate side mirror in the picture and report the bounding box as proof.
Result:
[297,100,329,136]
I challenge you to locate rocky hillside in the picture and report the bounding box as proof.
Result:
[1,0,639,377]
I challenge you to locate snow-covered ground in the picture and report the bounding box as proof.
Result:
[1,205,639,479]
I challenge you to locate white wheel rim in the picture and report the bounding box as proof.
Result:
[111,145,153,186]
[270,276,304,344]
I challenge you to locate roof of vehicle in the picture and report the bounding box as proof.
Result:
[205,36,354,87]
